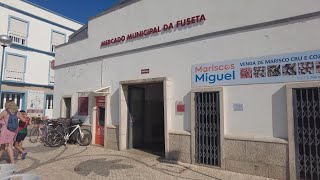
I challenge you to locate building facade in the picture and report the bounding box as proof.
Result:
[54,0,320,179]
[0,0,82,118]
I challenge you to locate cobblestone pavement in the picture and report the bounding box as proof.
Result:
[0,141,275,180]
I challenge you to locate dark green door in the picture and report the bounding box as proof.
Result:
[128,86,145,149]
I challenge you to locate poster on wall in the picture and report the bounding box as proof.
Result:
[192,50,320,87]
[27,90,44,117]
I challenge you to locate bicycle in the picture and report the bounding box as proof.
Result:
[29,117,43,143]
[29,118,55,144]
[46,120,92,147]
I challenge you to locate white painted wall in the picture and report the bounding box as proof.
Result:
[0,0,82,86]
[55,0,320,66]
[54,0,320,139]
[0,0,81,31]
[54,61,102,121]
[3,48,53,85]
[0,0,82,118]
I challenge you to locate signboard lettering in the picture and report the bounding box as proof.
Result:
[192,50,320,87]
[101,14,206,47]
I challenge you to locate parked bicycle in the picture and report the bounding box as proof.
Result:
[29,117,45,143]
[29,118,56,145]
[46,119,92,147]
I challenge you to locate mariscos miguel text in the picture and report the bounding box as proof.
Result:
[100,14,206,47]
[195,64,235,73]
[194,64,236,84]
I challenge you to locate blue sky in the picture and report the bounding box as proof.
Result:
[26,0,119,24]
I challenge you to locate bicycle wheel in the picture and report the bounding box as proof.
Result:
[43,126,53,146]
[76,129,92,146]
[46,131,64,147]
[29,127,40,143]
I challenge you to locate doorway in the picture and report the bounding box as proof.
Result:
[194,91,221,166]
[63,97,71,118]
[127,83,164,156]
[293,87,320,180]
[95,96,105,146]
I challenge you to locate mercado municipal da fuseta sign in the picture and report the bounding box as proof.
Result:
[100,14,206,47]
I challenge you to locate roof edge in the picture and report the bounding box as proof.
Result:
[69,24,88,39]
[89,0,141,22]
[22,0,84,25]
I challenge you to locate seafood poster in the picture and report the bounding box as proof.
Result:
[192,50,320,87]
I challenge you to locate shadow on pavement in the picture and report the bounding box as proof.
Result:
[74,159,133,177]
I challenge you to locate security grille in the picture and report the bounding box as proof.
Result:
[0,93,23,110]
[8,17,28,46]
[293,88,320,180]
[195,91,220,166]
[46,95,53,109]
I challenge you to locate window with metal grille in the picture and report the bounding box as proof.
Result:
[5,54,25,82]
[194,91,221,166]
[51,31,65,52]
[0,93,23,110]
[8,17,28,45]
[45,95,53,109]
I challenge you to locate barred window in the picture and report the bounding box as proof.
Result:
[46,95,53,109]
[8,17,28,45]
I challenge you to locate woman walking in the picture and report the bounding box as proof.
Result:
[0,100,26,163]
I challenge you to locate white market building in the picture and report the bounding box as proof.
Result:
[54,0,320,179]
[0,0,82,118]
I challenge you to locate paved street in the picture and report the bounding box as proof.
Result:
[1,141,275,180]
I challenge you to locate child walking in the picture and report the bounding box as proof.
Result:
[14,110,30,160]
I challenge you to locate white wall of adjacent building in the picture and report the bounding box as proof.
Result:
[54,0,320,139]
[0,0,82,117]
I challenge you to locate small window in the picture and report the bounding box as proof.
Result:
[5,54,26,82]
[0,93,23,110]
[78,97,88,116]
[51,31,65,52]
[46,95,53,109]
[8,17,28,45]
[98,106,105,126]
